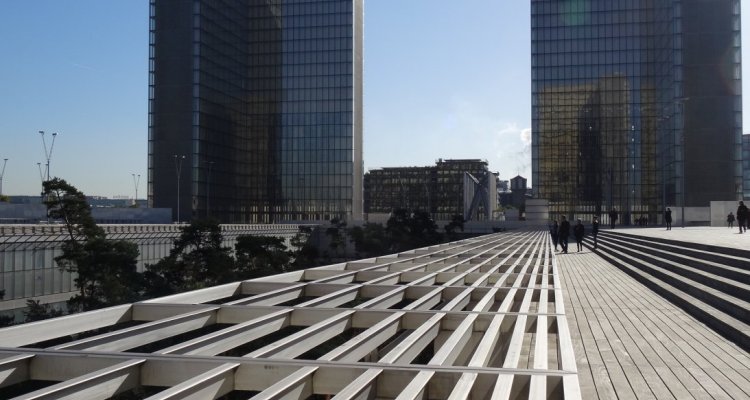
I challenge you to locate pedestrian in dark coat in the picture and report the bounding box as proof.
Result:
[592,217,600,249]
[664,208,672,231]
[550,220,559,251]
[558,216,570,254]
[737,201,748,233]
[727,212,735,228]
[573,219,585,252]
[608,208,618,229]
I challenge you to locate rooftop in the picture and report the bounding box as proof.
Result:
[0,227,746,399]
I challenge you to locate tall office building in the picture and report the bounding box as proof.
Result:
[743,135,750,200]
[531,0,742,224]
[148,0,363,223]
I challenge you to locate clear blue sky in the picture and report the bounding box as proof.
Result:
[0,1,747,197]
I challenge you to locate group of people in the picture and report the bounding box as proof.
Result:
[550,201,750,251]
[549,216,599,253]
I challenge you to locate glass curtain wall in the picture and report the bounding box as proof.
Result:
[149,0,361,223]
[532,0,675,225]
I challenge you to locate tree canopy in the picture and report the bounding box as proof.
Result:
[43,178,142,311]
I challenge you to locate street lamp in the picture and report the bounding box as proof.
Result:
[131,174,141,206]
[37,131,58,182]
[0,158,8,196]
[173,155,186,222]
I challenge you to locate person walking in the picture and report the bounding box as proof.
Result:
[592,217,600,249]
[549,219,560,251]
[608,208,618,229]
[558,216,570,254]
[727,212,735,228]
[664,208,672,231]
[573,219,585,252]
[737,201,748,233]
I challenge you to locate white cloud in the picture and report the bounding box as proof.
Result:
[521,128,532,145]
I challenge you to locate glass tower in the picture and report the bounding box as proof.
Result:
[148,0,363,223]
[531,0,741,225]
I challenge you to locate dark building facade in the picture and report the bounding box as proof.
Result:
[743,135,750,200]
[531,0,742,225]
[364,159,498,221]
[148,0,363,223]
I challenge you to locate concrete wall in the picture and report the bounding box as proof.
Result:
[710,201,744,227]
[525,199,549,221]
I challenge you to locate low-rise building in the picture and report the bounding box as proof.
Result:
[364,159,498,221]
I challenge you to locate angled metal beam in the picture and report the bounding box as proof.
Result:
[158,310,291,356]
[0,353,33,389]
[250,366,316,400]
[144,362,239,400]
[0,305,131,347]
[247,311,355,359]
[53,308,219,352]
[21,359,145,400]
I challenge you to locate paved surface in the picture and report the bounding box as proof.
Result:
[606,226,750,249]
[557,248,750,400]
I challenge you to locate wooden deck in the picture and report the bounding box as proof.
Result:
[558,249,750,400]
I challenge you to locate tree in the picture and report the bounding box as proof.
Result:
[43,178,142,312]
[235,235,290,277]
[386,209,442,252]
[444,214,465,242]
[289,226,319,269]
[348,222,390,258]
[325,218,348,260]
[144,219,235,297]
[23,299,63,323]
[0,290,14,327]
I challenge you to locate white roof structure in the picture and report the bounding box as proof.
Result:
[0,230,579,399]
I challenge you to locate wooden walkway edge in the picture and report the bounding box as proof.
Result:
[557,249,750,400]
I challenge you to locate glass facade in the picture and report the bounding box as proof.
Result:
[148,0,363,223]
[531,0,741,225]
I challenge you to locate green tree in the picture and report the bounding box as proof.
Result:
[386,209,442,252]
[289,226,319,269]
[0,290,14,327]
[444,214,465,242]
[144,219,235,297]
[325,217,348,260]
[43,178,142,311]
[235,235,290,278]
[348,222,390,258]
[23,299,63,323]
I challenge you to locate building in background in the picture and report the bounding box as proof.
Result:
[148,0,363,223]
[364,159,498,221]
[744,135,750,200]
[531,0,742,225]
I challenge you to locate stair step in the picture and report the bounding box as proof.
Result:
[601,230,750,270]
[593,235,750,298]
[591,236,750,324]
[599,232,750,282]
[592,243,750,352]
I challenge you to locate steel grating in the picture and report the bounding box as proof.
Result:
[0,230,580,399]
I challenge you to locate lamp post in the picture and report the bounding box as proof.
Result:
[37,131,58,182]
[0,158,7,197]
[131,174,140,206]
[173,155,185,223]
